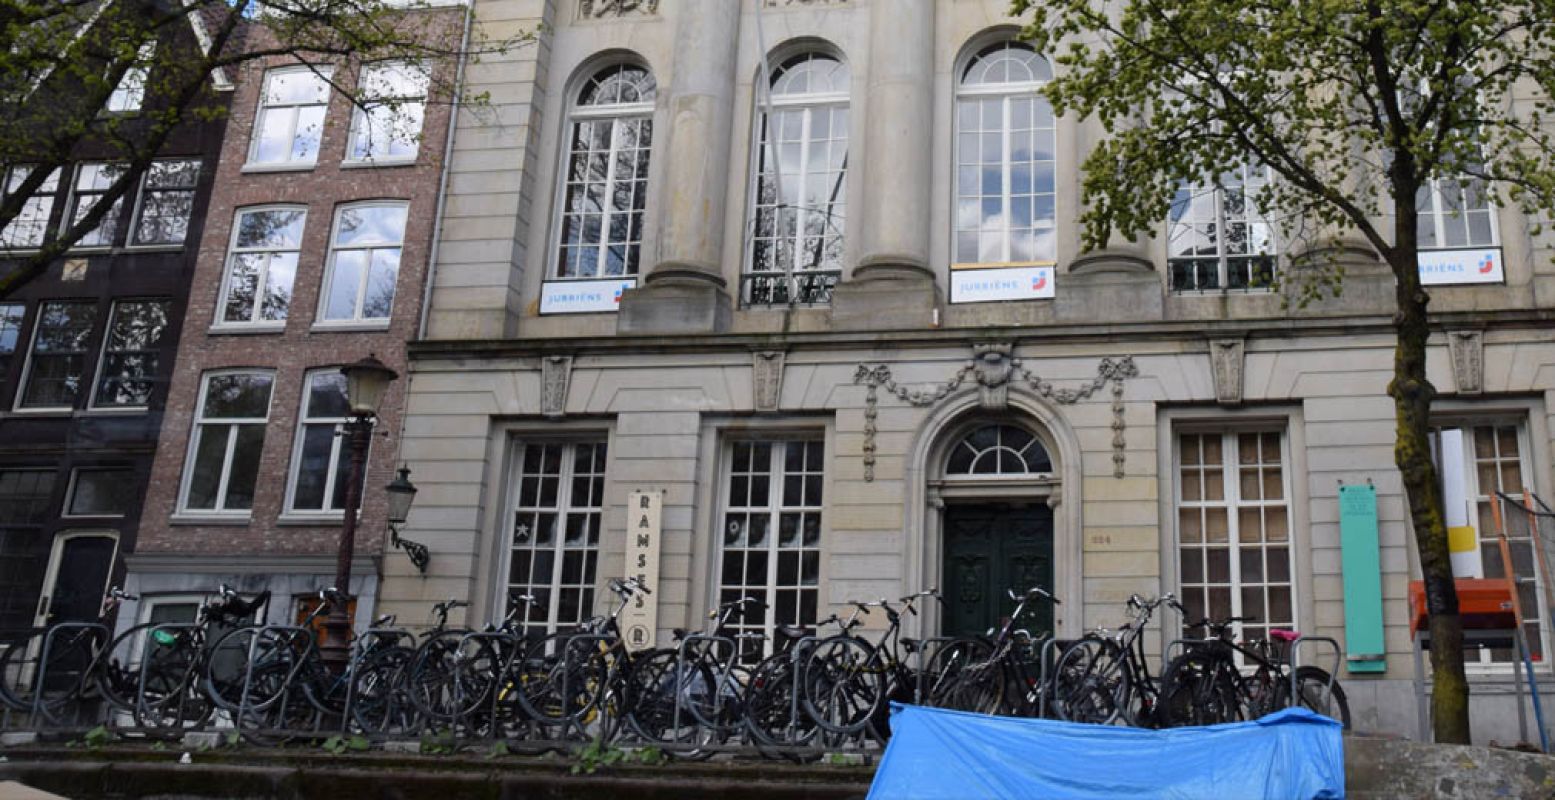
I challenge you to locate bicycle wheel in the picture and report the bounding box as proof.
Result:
[1277,666,1351,729]
[744,652,838,762]
[622,648,720,757]
[350,644,419,735]
[800,636,884,735]
[1050,636,1127,725]
[203,626,297,714]
[514,632,609,724]
[95,622,162,715]
[134,634,213,730]
[918,638,995,710]
[405,630,487,724]
[1157,648,1241,728]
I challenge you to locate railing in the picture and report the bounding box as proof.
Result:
[741,271,840,307]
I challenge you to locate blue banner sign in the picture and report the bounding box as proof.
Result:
[1419,247,1503,285]
[949,264,1056,304]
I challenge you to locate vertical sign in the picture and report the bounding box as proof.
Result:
[622,490,662,652]
[1339,484,1387,673]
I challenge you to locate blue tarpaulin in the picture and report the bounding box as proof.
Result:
[867,704,1344,800]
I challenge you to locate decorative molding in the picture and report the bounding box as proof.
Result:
[752,351,786,413]
[1448,329,1484,395]
[1209,337,1246,406]
[579,0,658,18]
[541,355,573,418]
[763,0,846,5]
[853,350,1139,482]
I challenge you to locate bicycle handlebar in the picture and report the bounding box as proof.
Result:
[1006,586,1061,604]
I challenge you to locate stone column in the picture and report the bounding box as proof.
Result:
[830,1,940,329]
[616,0,740,334]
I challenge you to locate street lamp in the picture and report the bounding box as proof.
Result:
[386,465,430,574]
[320,355,398,673]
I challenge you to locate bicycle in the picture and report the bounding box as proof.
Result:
[741,612,851,761]
[932,585,1059,717]
[1049,593,1181,727]
[1157,616,1351,728]
[0,587,137,723]
[128,585,272,730]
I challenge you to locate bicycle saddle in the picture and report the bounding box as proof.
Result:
[901,637,921,653]
[223,589,272,619]
[776,624,809,641]
[1269,629,1301,643]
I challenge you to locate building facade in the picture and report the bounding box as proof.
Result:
[0,28,229,636]
[119,13,461,634]
[388,0,1555,744]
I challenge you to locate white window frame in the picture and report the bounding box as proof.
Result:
[104,44,156,114]
[1431,419,1544,673]
[176,369,275,516]
[501,439,608,635]
[1172,429,1297,652]
[713,437,826,658]
[62,162,129,250]
[1166,162,1278,293]
[1417,175,1500,252]
[245,65,333,169]
[315,201,407,328]
[548,64,655,282]
[88,298,170,410]
[282,369,360,517]
[213,204,306,331]
[0,166,61,252]
[952,43,1057,269]
[742,53,850,306]
[62,467,133,518]
[126,158,201,249]
[14,300,98,413]
[344,61,429,165]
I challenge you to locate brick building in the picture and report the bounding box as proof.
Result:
[118,12,461,631]
[0,24,229,634]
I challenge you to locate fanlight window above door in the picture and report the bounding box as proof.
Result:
[945,424,1052,476]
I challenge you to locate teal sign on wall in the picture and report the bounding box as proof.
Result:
[1339,484,1387,673]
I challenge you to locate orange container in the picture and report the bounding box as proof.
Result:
[1408,579,1517,637]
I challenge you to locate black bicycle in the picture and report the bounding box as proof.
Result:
[1158,616,1351,728]
[1049,593,1181,726]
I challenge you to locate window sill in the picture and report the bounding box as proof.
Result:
[276,513,343,527]
[240,162,318,174]
[121,244,187,254]
[61,512,126,521]
[169,513,252,526]
[8,407,74,417]
[84,405,149,415]
[209,323,286,335]
[340,158,418,169]
[309,320,392,333]
[1170,288,1278,296]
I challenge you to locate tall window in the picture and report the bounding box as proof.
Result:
[746,53,849,306]
[129,159,201,247]
[217,206,305,327]
[0,166,60,250]
[1176,431,1292,646]
[319,203,406,324]
[64,162,129,248]
[719,439,823,658]
[0,304,25,394]
[180,371,274,514]
[1417,177,1497,250]
[554,64,654,281]
[1432,423,1540,665]
[92,299,170,408]
[286,370,364,514]
[65,467,135,517]
[507,441,607,633]
[250,67,331,167]
[1168,162,1277,291]
[17,301,97,410]
[348,62,429,162]
[0,470,57,631]
[954,42,1055,268]
[105,44,155,114]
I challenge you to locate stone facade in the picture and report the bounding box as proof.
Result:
[120,12,461,631]
[389,0,1555,744]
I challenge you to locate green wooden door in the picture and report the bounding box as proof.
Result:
[941,504,1054,639]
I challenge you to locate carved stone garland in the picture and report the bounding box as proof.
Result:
[853,347,1139,481]
[580,0,658,18]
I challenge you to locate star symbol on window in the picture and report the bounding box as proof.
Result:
[515,523,530,543]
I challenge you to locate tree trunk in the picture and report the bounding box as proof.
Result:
[1388,213,1471,744]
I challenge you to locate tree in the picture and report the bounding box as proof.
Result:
[1013,0,1555,744]
[0,0,527,296]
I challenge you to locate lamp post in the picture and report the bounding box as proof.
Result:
[320,355,398,673]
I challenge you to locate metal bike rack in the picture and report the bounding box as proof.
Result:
[909,636,969,706]
[1284,634,1343,716]
[28,622,109,727]
[450,630,524,740]
[555,633,616,742]
[232,625,316,737]
[135,622,200,731]
[669,633,736,749]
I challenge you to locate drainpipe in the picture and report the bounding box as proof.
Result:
[416,0,476,341]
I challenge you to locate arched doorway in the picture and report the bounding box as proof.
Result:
[932,421,1058,638]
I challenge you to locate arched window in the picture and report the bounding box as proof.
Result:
[554,63,656,280]
[945,424,1052,476]
[746,52,850,306]
[954,42,1055,268]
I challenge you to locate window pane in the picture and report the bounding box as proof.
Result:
[202,373,273,418]
[94,300,170,407]
[20,302,97,408]
[291,424,335,510]
[68,469,135,516]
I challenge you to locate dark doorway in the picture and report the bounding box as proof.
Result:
[941,503,1054,639]
[43,534,116,625]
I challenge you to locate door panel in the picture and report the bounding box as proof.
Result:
[941,504,1054,638]
[38,534,117,626]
